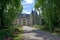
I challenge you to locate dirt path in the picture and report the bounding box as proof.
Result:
[23,26,60,40]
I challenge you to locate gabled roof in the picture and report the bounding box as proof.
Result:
[19,14,30,18]
[31,10,38,16]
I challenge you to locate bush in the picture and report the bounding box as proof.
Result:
[33,24,39,28]
[40,25,50,31]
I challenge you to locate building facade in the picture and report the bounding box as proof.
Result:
[13,10,41,26]
[31,10,39,25]
[13,14,33,26]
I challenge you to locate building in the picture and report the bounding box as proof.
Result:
[13,13,33,26]
[31,10,39,25]
[13,10,40,26]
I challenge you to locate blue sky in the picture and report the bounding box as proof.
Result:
[21,0,35,14]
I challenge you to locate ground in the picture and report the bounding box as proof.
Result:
[23,26,60,40]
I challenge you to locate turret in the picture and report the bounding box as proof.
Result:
[31,9,39,25]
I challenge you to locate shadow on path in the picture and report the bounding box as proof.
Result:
[23,26,60,40]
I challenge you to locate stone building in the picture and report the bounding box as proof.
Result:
[13,10,40,26]
[13,13,33,26]
[31,10,39,25]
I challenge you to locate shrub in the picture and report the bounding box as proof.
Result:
[33,24,39,28]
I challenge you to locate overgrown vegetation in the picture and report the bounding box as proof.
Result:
[33,24,39,28]
[0,0,23,29]
[0,26,23,40]
[34,0,60,36]
[0,0,23,40]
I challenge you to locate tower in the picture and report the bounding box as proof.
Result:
[31,9,38,25]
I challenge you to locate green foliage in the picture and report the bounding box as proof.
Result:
[34,0,60,31]
[0,26,23,40]
[41,19,46,25]
[33,24,39,28]
[0,0,23,29]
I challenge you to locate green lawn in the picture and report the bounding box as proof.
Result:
[0,26,23,40]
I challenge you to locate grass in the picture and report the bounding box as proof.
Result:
[41,26,60,36]
[35,25,60,36]
[0,26,23,40]
[33,24,40,29]
[13,27,23,40]
[51,32,60,36]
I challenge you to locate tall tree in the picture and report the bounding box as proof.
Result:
[0,0,23,29]
[34,0,60,31]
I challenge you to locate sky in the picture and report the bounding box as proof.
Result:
[21,0,35,14]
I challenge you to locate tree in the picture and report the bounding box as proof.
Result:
[34,0,60,31]
[0,0,23,29]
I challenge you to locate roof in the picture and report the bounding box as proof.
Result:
[19,14,30,18]
[31,10,38,16]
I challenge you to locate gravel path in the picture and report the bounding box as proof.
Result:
[23,26,60,40]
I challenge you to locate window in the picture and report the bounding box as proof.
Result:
[23,22,25,23]
[23,19,25,21]
[19,20,20,22]
[16,20,17,22]
[19,23,20,24]
[23,22,26,26]
[15,23,17,25]
[22,16,26,18]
